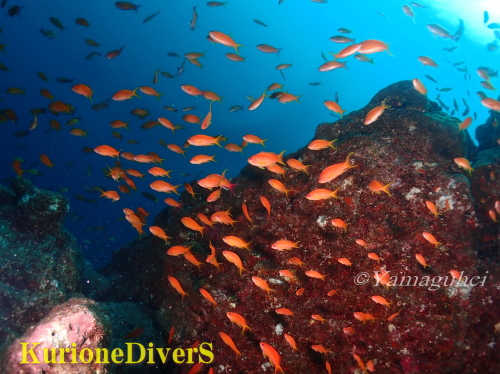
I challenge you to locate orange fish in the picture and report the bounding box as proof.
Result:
[207,189,222,203]
[286,158,311,174]
[458,116,472,131]
[364,99,390,125]
[139,86,163,100]
[284,333,297,350]
[168,276,188,300]
[272,240,300,251]
[324,100,346,116]
[100,190,120,202]
[268,179,292,197]
[72,84,94,101]
[367,253,381,262]
[279,270,297,281]
[200,101,214,130]
[150,180,181,194]
[181,217,206,236]
[331,218,349,231]
[39,154,55,168]
[219,332,241,358]
[206,241,223,270]
[275,308,294,316]
[187,134,225,147]
[307,139,338,150]
[164,198,182,209]
[259,342,284,374]
[337,257,352,266]
[358,39,391,54]
[306,188,340,201]
[94,145,120,158]
[305,270,326,280]
[343,327,355,336]
[371,295,391,307]
[425,201,441,218]
[454,157,474,175]
[166,143,186,155]
[248,150,286,167]
[368,180,393,196]
[318,152,357,183]
[257,44,281,55]
[318,60,347,72]
[288,257,305,267]
[12,160,25,177]
[243,134,267,145]
[311,344,329,353]
[242,202,253,222]
[226,312,251,334]
[222,250,248,276]
[296,288,305,296]
[223,235,251,250]
[415,254,429,268]
[412,78,427,95]
[112,88,140,101]
[252,276,274,296]
[260,196,271,216]
[418,56,438,67]
[422,232,441,248]
[190,154,216,164]
[149,226,171,243]
[48,101,71,114]
[248,90,268,111]
[311,314,327,323]
[268,82,284,91]
[209,31,243,53]
[148,167,172,178]
[199,288,217,306]
[184,183,198,198]
[167,245,192,256]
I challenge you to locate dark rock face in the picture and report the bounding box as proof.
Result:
[0,180,111,357]
[475,95,500,153]
[102,81,500,373]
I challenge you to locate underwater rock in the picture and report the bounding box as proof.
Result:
[1,298,162,373]
[10,177,69,236]
[470,147,500,260]
[475,96,500,153]
[102,80,500,373]
[0,181,111,356]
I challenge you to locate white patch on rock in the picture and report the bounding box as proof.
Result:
[275,323,283,335]
[405,187,421,200]
[317,216,328,228]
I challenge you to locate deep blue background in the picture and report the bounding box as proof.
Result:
[0,0,498,268]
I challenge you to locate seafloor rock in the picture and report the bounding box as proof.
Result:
[475,96,500,153]
[470,147,500,260]
[1,298,163,373]
[0,179,111,355]
[102,80,500,373]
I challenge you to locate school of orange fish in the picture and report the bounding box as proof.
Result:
[2,1,500,373]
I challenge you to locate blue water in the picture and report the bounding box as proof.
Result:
[0,0,496,268]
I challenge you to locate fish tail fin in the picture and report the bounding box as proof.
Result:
[234,43,244,55]
[345,152,357,168]
[276,48,283,57]
[132,88,141,98]
[277,150,286,165]
[383,182,394,196]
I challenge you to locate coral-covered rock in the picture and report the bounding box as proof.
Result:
[1,298,163,373]
[102,80,500,373]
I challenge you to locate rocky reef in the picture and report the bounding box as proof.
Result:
[100,80,500,373]
[1,80,499,373]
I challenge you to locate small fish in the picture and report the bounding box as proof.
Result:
[253,19,268,27]
[442,46,458,52]
[190,6,198,31]
[309,82,321,86]
[168,276,188,300]
[143,11,160,23]
[115,1,140,12]
[167,52,179,57]
[56,77,73,83]
[487,23,500,30]
[141,192,158,202]
[49,16,65,31]
[484,11,489,25]
[84,52,101,60]
[40,27,58,39]
[436,87,452,92]
[229,104,244,112]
